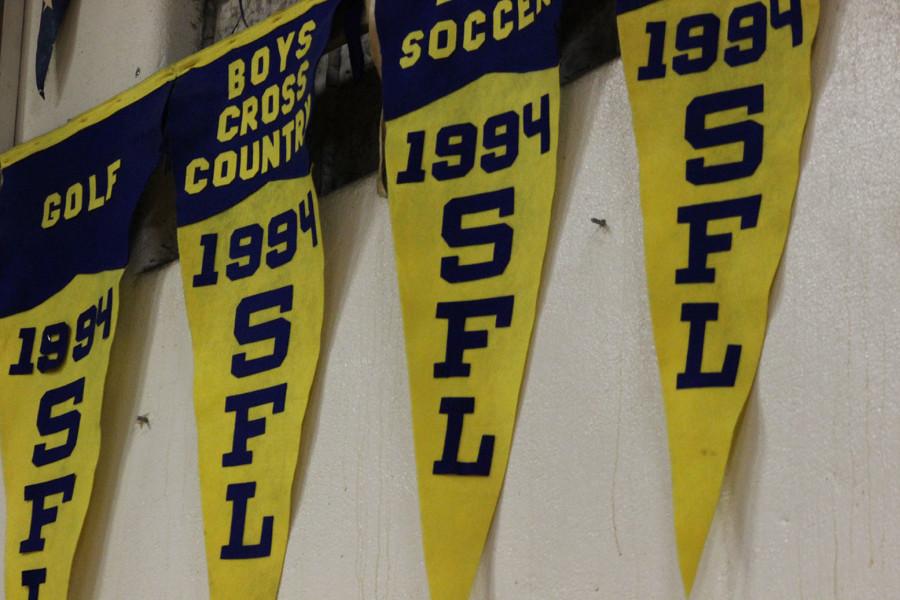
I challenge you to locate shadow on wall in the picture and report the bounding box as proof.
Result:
[769,0,844,327]
[49,0,80,99]
[290,177,380,524]
[69,272,166,599]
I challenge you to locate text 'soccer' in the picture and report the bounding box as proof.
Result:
[617,0,820,593]
[0,75,173,598]
[164,1,338,598]
[375,1,561,598]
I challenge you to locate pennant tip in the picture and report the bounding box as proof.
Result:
[676,533,704,598]
[680,563,697,598]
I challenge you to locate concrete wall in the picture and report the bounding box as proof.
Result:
[2,1,899,598]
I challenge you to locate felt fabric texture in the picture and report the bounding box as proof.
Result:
[617,0,820,593]
[376,1,563,598]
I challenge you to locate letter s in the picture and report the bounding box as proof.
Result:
[231,286,293,378]
[441,187,514,283]
[685,85,764,185]
[32,378,84,467]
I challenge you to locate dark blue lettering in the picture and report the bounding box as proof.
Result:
[227,224,264,281]
[96,288,113,340]
[397,130,426,184]
[9,328,36,375]
[441,188,514,283]
[193,234,220,287]
[673,13,720,75]
[677,303,741,389]
[676,195,761,284]
[771,0,803,47]
[22,569,46,600]
[432,397,495,476]
[231,286,293,378]
[481,112,519,173]
[523,94,551,154]
[36,323,70,374]
[433,123,477,181]
[434,296,514,379]
[220,482,273,559]
[299,191,319,248]
[223,384,286,467]
[725,2,768,67]
[638,21,668,80]
[266,210,298,269]
[685,85,764,185]
[20,474,76,553]
[32,378,84,467]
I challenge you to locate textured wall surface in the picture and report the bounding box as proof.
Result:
[1,1,899,599]
[12,0,204,142]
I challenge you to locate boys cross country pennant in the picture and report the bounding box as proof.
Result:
[164,1,338,598]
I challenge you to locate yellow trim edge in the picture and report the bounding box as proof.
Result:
[0,0,328,169]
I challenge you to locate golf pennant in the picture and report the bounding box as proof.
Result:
[0,75,172,598]
[164,1,337,597]
[375,1,562,598]
[616,0,820,593]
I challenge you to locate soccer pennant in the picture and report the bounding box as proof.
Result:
[0,74,172,598]
[616,0,820,593]
[164,1,337,598]
[374,1,561,598]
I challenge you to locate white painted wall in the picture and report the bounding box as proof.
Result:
[0,0,25,151]
[2,0,899,598]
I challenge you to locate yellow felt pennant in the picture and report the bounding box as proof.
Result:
[0,70,173,599]
[385,71,560,600]
[617,0,820,593]
[1,272,123,600]
[376,1,563,596]
[176,177,324,600]
[165,0,335,597]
